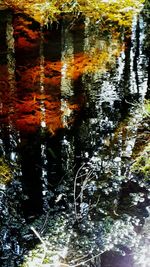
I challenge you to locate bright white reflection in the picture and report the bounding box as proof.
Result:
[99,80,119,107]
[133,208,150,267]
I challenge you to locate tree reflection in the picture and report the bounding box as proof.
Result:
[0,4,149,267]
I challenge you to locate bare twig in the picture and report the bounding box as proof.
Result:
[74,163,86,219]
[73,251,103,267]
[89,195,100,212]
[30,226,47,264]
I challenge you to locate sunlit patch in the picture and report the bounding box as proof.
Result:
[133,208,150,267]
[134,245,150,267]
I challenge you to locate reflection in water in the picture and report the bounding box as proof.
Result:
[6,13,16,94]
[61,20,74,127]
[39,25,46,129]
[0,8,150,267]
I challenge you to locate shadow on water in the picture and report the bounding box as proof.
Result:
[0,4,150,267]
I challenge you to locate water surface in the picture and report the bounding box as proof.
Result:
[0,8,150,267]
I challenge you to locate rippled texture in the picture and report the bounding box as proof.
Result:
[0,3,150,267]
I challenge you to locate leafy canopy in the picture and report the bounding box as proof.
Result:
[1,0,145,24]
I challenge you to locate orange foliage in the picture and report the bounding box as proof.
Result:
[13,92,81,133]
[0,64,81,134]
[13,17,40,49]
[0,14,126,135]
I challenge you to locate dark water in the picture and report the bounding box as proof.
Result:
[0,5,150,267]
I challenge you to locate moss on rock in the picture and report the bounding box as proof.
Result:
[131,143,150,178]
[0,157,12,184]
[131,100,150,178]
